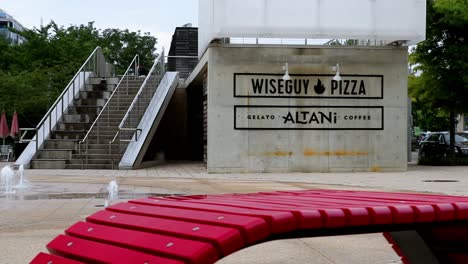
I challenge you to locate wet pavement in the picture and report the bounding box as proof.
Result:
[1,160,467,263]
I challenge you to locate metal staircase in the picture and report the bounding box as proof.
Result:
[78,52,165,169]
[16,47,112,169]
[17,48,169,170]
[31,76,119,169]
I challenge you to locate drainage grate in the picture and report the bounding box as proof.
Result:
[422,180,459,183]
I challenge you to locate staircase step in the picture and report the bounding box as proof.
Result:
[88,77,120,85]
[73,98,106,107]
[104,98,140,104]
[85,125,121,131]
[81,139,124,145]
[67,106,103,115]
[43,139,78,150]
[79,90,112,99]
[76,148,124,155]
[62,114,97,123]
[85,134,121,141]
[56,122,92,130]
[37,149,73,159]
[50,130,86,140]
[92,110,129,116]
[82,134,127,141]
[31,159,67,169]
[83,84,117,92]
[80,143,123,150]
[72,153,121,160]
[65,163,115,170]
[82,139,121,145]
[67,158,113,165]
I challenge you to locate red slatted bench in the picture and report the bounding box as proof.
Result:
[31,189,468,264]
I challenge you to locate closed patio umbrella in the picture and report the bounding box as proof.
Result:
[0,111,9,145]
[9,111,19,139]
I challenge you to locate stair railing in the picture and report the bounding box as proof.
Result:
[19,46,107,154]
[108,49,165,169]
[78,55,139,169]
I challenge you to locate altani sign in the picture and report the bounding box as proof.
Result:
[234,73,384,131]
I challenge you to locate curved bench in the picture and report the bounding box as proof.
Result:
[31,189,468,264]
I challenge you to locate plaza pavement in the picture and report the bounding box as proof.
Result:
[1,160,467,264]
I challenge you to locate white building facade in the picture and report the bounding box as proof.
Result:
[189,0,426,173]
[0,9,26,44]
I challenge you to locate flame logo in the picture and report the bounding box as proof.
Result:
[314,79,326,95]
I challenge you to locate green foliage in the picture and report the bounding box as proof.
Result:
[410,0,467,162]
[409,74,451,131]
[409,0,468,115]
[100,29,157,74]
[0,21,157,126]
[324,39,358,46]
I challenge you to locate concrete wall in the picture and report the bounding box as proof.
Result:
[142,88,189,162]
[206,45,408,173]
[457,114,466,132]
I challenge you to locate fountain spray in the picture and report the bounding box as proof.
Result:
[1,165,16,194]
[104,180,119,207]
[15,165,28,188]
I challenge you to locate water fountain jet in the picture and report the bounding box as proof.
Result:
[104,180,119,207]
[15,165,29,189]
[1,165,16,194]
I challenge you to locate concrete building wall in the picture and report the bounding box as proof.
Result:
[457,114,467,132]
[206,45,408,173]
[142,88,189,163]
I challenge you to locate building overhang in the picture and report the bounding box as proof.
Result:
[198,0,426,57]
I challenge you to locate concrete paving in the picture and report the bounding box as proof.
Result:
[1,160,467,263]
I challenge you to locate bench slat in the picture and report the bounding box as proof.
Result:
[30,252,83,264]
[47,235,183,264]
[166,197,326,229]
[86,210,244,256]
[107,202,270,244]
[131,197,298,234]
[65,221,219,264]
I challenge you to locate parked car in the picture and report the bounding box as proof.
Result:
[459,132,468,139]
[417,131,431,145]
[418,132,468,160]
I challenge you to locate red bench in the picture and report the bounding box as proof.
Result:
[31,189,468,264]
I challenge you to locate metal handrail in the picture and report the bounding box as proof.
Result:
[108,49,165,169]
[118,49,165,132]
[18,128,36,143]
[20,46,105,151]
[78,54,139,168]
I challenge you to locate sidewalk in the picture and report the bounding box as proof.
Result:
[1,161,467,263]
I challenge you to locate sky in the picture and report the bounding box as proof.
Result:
[0,0,198,52]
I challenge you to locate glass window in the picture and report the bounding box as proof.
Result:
[438,135,445,143]
[444,134,468,143]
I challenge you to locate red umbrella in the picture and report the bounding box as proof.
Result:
[0,111,9,145]
[10,111,19,139]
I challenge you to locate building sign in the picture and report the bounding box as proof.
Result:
[234,105,384,130]
[234,73,383,99]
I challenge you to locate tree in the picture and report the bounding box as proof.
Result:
[99,29,157,74]
[409,0,468,156]
[0,21,158,126]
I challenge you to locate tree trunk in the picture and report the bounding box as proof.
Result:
[449,108,456,158]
